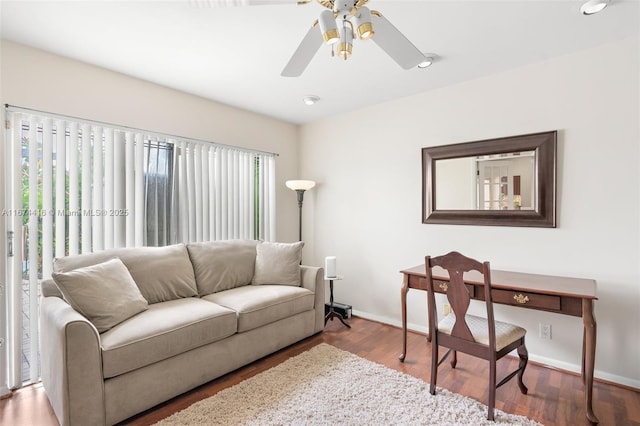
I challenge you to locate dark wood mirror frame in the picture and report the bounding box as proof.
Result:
[422,131,557,227]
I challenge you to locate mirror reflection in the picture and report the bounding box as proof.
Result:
[435,151,536,211]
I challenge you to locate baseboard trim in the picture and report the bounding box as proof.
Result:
[352,309,640,390]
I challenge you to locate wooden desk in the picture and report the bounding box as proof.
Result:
[399,264,599,424]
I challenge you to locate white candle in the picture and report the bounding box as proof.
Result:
[325,256,337,278]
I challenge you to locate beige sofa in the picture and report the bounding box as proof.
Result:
[39,240,324,426]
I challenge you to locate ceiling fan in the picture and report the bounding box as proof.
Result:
[193,0,428,77]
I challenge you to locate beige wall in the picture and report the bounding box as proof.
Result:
[299,37,640,387]
[0,40,302,246]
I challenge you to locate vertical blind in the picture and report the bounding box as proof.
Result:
[173,141,276,243]
[2,108,276,390]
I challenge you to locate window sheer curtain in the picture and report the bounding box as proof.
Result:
[2,107,276,391]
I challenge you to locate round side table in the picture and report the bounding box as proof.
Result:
[324,276,351,328]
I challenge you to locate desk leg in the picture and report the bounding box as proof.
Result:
[582,299,599,425]
[399,275,409,362]
[425,291,432,344]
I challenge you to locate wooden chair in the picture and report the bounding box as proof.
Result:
[425,251,528,421]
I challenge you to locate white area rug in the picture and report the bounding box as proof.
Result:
[154,343,542,426]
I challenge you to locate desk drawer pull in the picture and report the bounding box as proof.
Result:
[513,294,530,304]
[438,282,448,292]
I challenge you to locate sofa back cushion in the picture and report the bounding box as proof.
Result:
[53,244,198,304]
[187,240,258,296]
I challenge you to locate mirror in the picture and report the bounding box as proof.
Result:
[422,131,556,227]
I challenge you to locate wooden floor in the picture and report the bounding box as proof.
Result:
[1,316,639,426]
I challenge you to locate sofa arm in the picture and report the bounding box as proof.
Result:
[300,265,325,333]
[40,296,106,426]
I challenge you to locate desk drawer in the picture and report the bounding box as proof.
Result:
[492,289,561,311]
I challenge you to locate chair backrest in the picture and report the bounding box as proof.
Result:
[425,251,496,349]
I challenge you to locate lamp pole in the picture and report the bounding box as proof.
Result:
[285,180,316,242]
[295,189,305,242]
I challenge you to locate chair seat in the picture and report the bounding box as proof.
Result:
[438,313,526,351]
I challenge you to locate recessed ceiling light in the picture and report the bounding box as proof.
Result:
[418,53,437,69]
[302,95,320,106]
[580,0,609,15]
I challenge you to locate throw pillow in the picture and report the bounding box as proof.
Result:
[252,241,304,286]
[52,258,149,333]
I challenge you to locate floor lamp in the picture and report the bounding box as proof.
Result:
[285,180,316,242]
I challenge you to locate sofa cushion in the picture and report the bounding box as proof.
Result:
[252,241,304,286]
[100,298,237,378]
[53,244,198,304]
[187,240,258,296]
[51,258,148,333]
[202,285,314,333]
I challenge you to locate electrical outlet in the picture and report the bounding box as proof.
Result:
[539,323,552,339]
[443,303,452,316]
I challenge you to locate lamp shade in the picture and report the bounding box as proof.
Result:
[286,180,316,191]
[337,24,353,60]
[318,10,339,44]
[355,7,374,40]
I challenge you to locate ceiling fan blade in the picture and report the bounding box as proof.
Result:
[281,23,323,77]
[371,12,425,70]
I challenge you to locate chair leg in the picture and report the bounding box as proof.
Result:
[450,350,457,368]
[517,342,529,395]
[430,337,438,395]
[488,359,496,421]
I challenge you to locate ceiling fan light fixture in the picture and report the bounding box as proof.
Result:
[337,41,353,59]
[337,28,353,59]
[319,10,339,44]
[337,21,354,60]
[355,6,374,40]
[580,0,609,15]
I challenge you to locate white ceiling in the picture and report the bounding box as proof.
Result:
[1,0,638,124]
